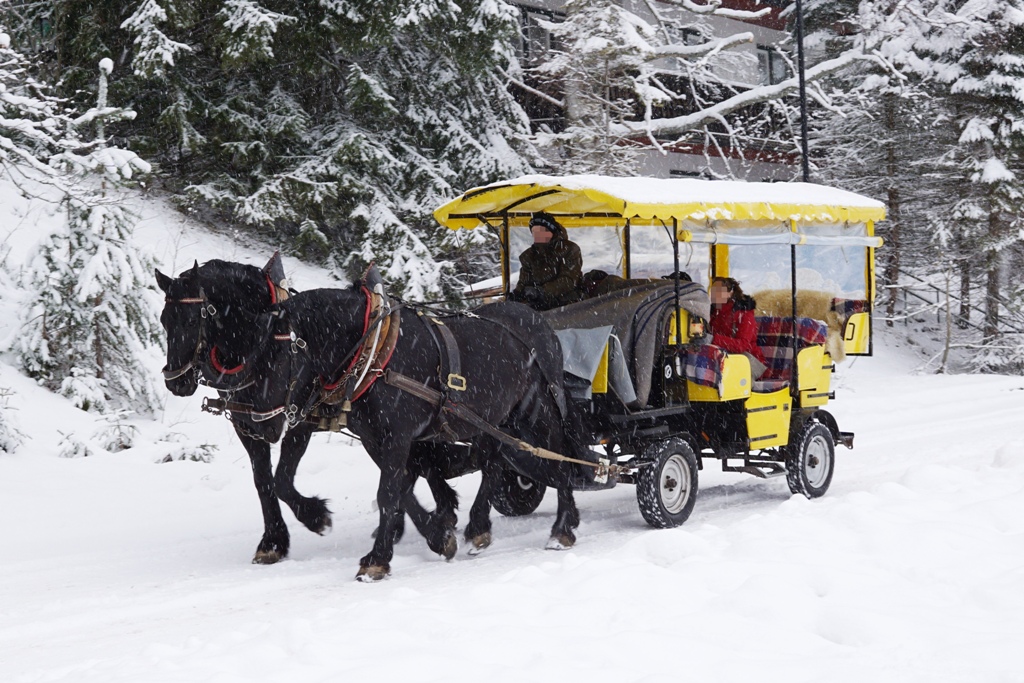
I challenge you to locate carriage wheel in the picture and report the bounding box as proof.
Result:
[636,438,699,529]
[490,467,547,517]
[785,421,835,498]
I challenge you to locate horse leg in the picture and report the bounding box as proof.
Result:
[401,479,458,561]
[357,435,414,582]
[409,443,460,531]
[546,486,581,550]
[237,429,290,564]
[464,440,500,555]
[274,423,332,535]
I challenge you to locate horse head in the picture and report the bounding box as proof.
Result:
[156,257,283,397]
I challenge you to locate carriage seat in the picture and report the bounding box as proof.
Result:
[755,316,828,382]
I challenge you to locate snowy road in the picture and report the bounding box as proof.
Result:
[3,341,1023,683]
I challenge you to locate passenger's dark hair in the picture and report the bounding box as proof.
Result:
[712,276,756,311]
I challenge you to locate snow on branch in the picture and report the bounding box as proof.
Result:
[615,49,885,139]
[218,0,297,64]
[121,0,193,79]
[658,0,772,21]
[646,32,754,61]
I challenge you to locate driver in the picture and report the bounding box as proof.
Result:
[508,212,583,310]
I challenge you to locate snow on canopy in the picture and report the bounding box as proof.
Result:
[434,174,887,230]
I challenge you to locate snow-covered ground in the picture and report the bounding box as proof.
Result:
[2,176,1023,682]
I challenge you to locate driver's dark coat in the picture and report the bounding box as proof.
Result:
[513,232,583,310]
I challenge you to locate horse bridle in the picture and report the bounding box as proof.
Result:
[164,280,289,396]
[162,291,217,382]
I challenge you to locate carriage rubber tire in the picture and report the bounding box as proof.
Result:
[636,437,699,529]
[490,468,547,517]
[785,421,835,499]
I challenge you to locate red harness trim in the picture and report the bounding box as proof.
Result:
[350,333,397,402]
[322,286,374,391]
[265,274,278,305]
[209,346,245,375]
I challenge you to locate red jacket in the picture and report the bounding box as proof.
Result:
[710,300,766,363]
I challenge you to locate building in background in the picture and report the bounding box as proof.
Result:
[512,0,799,180]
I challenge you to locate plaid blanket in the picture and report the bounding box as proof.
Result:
[683,344,725,390]
[831,298,869,325]
[756,316,828,381]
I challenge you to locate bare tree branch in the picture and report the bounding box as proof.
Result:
[615,50,885,139]
[645,32,754,61]
[659,0,772,20]
[499,67,566,109]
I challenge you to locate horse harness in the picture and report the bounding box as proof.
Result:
[193,276,611,477]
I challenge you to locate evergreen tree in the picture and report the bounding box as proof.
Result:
[927,1,1024,348]
[0,386,26,454]
[808,1,955,324]
[40,0,533,299]
[16,60,160,413]
[0,28,67,179]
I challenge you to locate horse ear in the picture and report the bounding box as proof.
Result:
[156,269,172,293]
[191,260,199,276]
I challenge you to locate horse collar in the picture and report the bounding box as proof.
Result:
[312,286,401,422]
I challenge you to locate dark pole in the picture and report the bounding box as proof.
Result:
[672,219,682,345]
[502,213,510,298]
[791,0,809,399]
[794,0,810,183]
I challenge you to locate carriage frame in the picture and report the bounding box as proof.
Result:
[433,175,885,527]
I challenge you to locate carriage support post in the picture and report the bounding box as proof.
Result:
[502,213,511,298]
[790,243,799,398]
[673,218,682,345]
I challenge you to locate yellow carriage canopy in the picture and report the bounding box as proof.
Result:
[433,174,886,246]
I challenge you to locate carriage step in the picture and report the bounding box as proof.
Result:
[742,464,786,479]
[608,405,690,423]
[727,464,786,479]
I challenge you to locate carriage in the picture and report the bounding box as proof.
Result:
[432,174,885,528]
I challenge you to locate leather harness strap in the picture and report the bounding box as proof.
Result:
[417,312,467,392]
[382,369,610,476]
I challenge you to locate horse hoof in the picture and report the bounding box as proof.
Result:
[441,530,458,561]
[467,532,492,556]
[545,534,575,551]
[356,564,391,582]
[316,517,333,536]
[252,549,284,564]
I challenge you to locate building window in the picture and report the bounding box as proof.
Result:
[517,6,560,65]
[758,45,788,85]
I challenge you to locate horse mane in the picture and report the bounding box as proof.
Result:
[174,259,270,309]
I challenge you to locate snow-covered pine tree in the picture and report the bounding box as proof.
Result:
[17,59,160,413]
[0,28,67,180]
[0,386,25,454]
[81,0,534,299]
[913,1,1024,365]
[807,0,957,326]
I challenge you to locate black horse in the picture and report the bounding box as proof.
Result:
[156,260,459,564]
[269,286,598,581]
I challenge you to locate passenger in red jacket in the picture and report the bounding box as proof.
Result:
[709,277,767,378]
